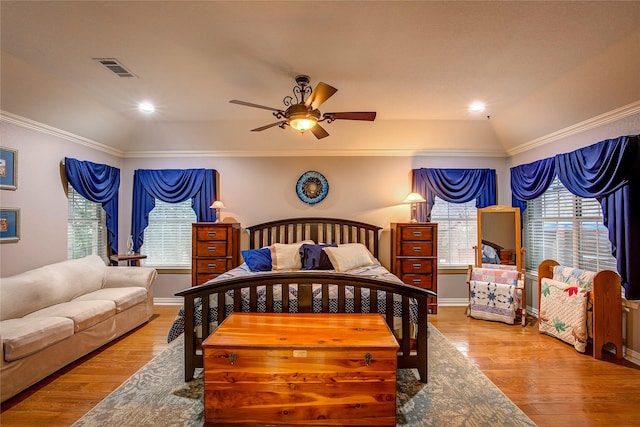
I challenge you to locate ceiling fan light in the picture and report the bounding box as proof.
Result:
[290,116,317,131]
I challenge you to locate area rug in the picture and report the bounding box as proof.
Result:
[73,325,536,426]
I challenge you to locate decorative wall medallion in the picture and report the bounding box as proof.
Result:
[296,171,329,204]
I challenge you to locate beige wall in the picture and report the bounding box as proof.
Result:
[0,122,122,274]
[120,155,507,299]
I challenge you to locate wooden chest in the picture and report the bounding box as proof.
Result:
[202,313,399,426]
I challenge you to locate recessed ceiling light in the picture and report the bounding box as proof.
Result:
[138,102,155,114]
[468,102,485,113]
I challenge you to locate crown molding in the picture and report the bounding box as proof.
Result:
[507,100,640,157]
[0,111,124,157]
[123,148,507,158]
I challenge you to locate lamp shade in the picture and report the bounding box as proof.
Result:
[210,200,225,209]
[403,192,426,203]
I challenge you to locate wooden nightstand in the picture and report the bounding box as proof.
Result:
[390,222,438,314]
[191,223,241,286]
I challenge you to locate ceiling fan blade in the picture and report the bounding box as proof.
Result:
[324,112,377,121]
[230,99,284,113]
[305,82,338,110]
[251,121,287,132]
[310,123,330,140]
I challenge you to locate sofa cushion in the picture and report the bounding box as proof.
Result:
[0,255,107,320]
[24,300,116,333]
[1,317,74,362]
[74,287,148,313]
[102,266,157,290]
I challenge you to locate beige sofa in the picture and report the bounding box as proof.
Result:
[0,255,157,402]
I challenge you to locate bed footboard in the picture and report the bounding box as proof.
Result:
[175,272,435,383]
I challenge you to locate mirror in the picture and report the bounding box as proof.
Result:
[476,205,522,270]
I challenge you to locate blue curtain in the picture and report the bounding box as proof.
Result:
[131,169,217,252]
[510,135,639,299]
[555,135,639,299]
[412,168,496,221]
[510,157,556,214]
[64,157,120,255]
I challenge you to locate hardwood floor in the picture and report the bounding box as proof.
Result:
[430,307,640,427]
[1,305,639,426]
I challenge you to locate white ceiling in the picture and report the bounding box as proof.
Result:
[2,1,639,156]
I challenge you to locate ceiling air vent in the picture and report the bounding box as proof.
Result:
[93,58,137,78]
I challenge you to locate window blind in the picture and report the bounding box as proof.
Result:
[67,184,108,261]
[141,199,196,267]
[523,178,616,273]
[430,197,477,267]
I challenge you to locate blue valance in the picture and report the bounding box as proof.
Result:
[510,157,556,213]
[131,169,217,252]
[412,168,496,221]
[510,135,639,299]
[64,157,120,255]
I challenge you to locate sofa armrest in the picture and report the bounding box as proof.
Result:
[102,267,157,291]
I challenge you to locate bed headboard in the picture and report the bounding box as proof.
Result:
[247,217,382,258]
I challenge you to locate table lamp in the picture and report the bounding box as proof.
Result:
[210,200,225,223]
[403,192,426,223]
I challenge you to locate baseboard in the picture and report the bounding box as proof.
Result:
[154,297,183,306]
[437,298,469,307]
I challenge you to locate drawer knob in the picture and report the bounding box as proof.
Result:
[412,231,422,237]
[207,231,218,237]
[364,352,372,366]
[208,247,217,252]
[412,247,421,252]
[228,352,236,365]
[208,263,217,269]
[412,279,421,284]
[412,263,421,269]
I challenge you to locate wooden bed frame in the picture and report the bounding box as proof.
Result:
[175,217,436,383]
[538,259,623,359]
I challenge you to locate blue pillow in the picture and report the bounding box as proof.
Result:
[241,248,272,272]
[299,243,337,270]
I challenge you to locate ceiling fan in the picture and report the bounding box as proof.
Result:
[230,75,376,139]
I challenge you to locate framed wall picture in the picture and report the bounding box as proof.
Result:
[0,147,18,190]
[0,208,20,243]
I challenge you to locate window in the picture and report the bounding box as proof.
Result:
[67,184,108,261]
[141,199,196,267]
[523,177,616,273]
[430,197,477,267]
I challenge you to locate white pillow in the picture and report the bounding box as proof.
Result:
[270,241,314,270]
[322,243,376,272]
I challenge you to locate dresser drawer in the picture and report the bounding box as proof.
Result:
[400,226,433,241]
[400,242,433,257]
[196,259,228,273]
[196,227,228,241]
[401,274,434,289]
[400,259,434,274]
[196,273,219,286]
[196,241,228,257]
